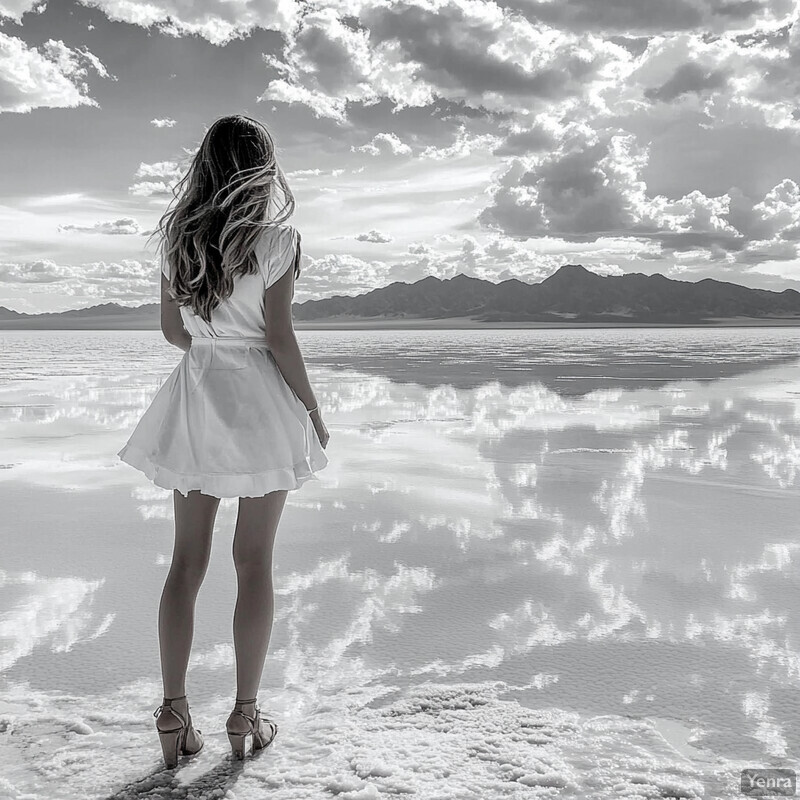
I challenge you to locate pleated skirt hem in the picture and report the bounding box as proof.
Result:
[117,440,328,499]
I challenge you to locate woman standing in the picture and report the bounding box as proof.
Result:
[117,114,329,767]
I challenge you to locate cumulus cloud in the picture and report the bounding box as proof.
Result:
[387,233,564,284]
[77,0,299,45]
[251,0,800,275]
[480,127,662,241]
[260,1,620,122]
[478,124,800,266]
[360,0,615,105]
[729,181,800,247]
[748,20,800,101]
[0,0,45,22]
[57,217,142,235]
[301,252,394,297]
[0,256,163,300]
[260,7,388,124]
[0,33,109,113]
[129,160,184,196]
[0,258,74,283]
[419,124,500,160]
[134,160,183,179]
[7,0,800,290]
[593,30,800,145]
[353,133,412,156]
[129,181,173,197]
[356,229,394,243]
[300,233,572,290]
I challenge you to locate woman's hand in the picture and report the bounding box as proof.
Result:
[310,408,329,448]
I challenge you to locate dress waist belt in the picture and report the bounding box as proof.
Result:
[190,335,270,346]
[187,336,270,394]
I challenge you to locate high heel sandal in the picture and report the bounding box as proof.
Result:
[226,696,278,760]
[153,694,204,769]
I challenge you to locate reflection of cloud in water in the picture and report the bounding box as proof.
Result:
[188,641,234,670]
[743,690,787,759]
[490,599,575,648]
[2,329,800,795]
[751,433,800,488]
[729,542,800,602]
[190,555,439,689]
[0,570,110,671]
[275,557,439,693]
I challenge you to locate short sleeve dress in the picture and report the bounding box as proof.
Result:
[116,223,329,499]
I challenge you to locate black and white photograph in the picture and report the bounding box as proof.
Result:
[1,1,800,797]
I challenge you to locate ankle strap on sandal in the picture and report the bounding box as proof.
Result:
[153,696,189,722]
[234,697,257,704]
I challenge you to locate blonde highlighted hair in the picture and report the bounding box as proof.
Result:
[149,114,299,323]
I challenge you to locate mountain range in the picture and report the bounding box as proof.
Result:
[2,264,800,329]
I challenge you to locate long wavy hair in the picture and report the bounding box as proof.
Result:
[149,114,299,323]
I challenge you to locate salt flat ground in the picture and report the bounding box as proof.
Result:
[1,327,799,799]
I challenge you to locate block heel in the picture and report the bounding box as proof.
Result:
[158,727,183,768]
[226,696,278,760]
[228,730,248,760]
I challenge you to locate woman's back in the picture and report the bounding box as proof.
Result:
[162,223,300,340]
[119,113,327,502]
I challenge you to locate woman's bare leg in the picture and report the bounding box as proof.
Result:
[228,490,287,730]
[156,489,219,736]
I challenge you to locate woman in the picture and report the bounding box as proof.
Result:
[117,114,330,767]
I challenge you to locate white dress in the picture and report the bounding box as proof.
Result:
[117,223,329,498]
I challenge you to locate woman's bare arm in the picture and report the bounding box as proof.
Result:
[161,272,191,352]
[264,263,318,412]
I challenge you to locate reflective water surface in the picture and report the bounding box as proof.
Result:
[1,327,799,799]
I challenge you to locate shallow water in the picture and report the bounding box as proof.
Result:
[1,327,799,798]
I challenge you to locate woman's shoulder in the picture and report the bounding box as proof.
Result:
[259,221,298,240]
[256,222,299,257]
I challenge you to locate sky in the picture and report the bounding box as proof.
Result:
[3,1,800,312]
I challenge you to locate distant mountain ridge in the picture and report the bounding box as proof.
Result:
[2,265,800,329]
[292,265,800,323]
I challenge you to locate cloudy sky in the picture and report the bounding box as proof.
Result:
[2,0,800,313]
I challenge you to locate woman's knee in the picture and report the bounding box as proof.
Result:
[232,542,273,573]
[168,556,210,584]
